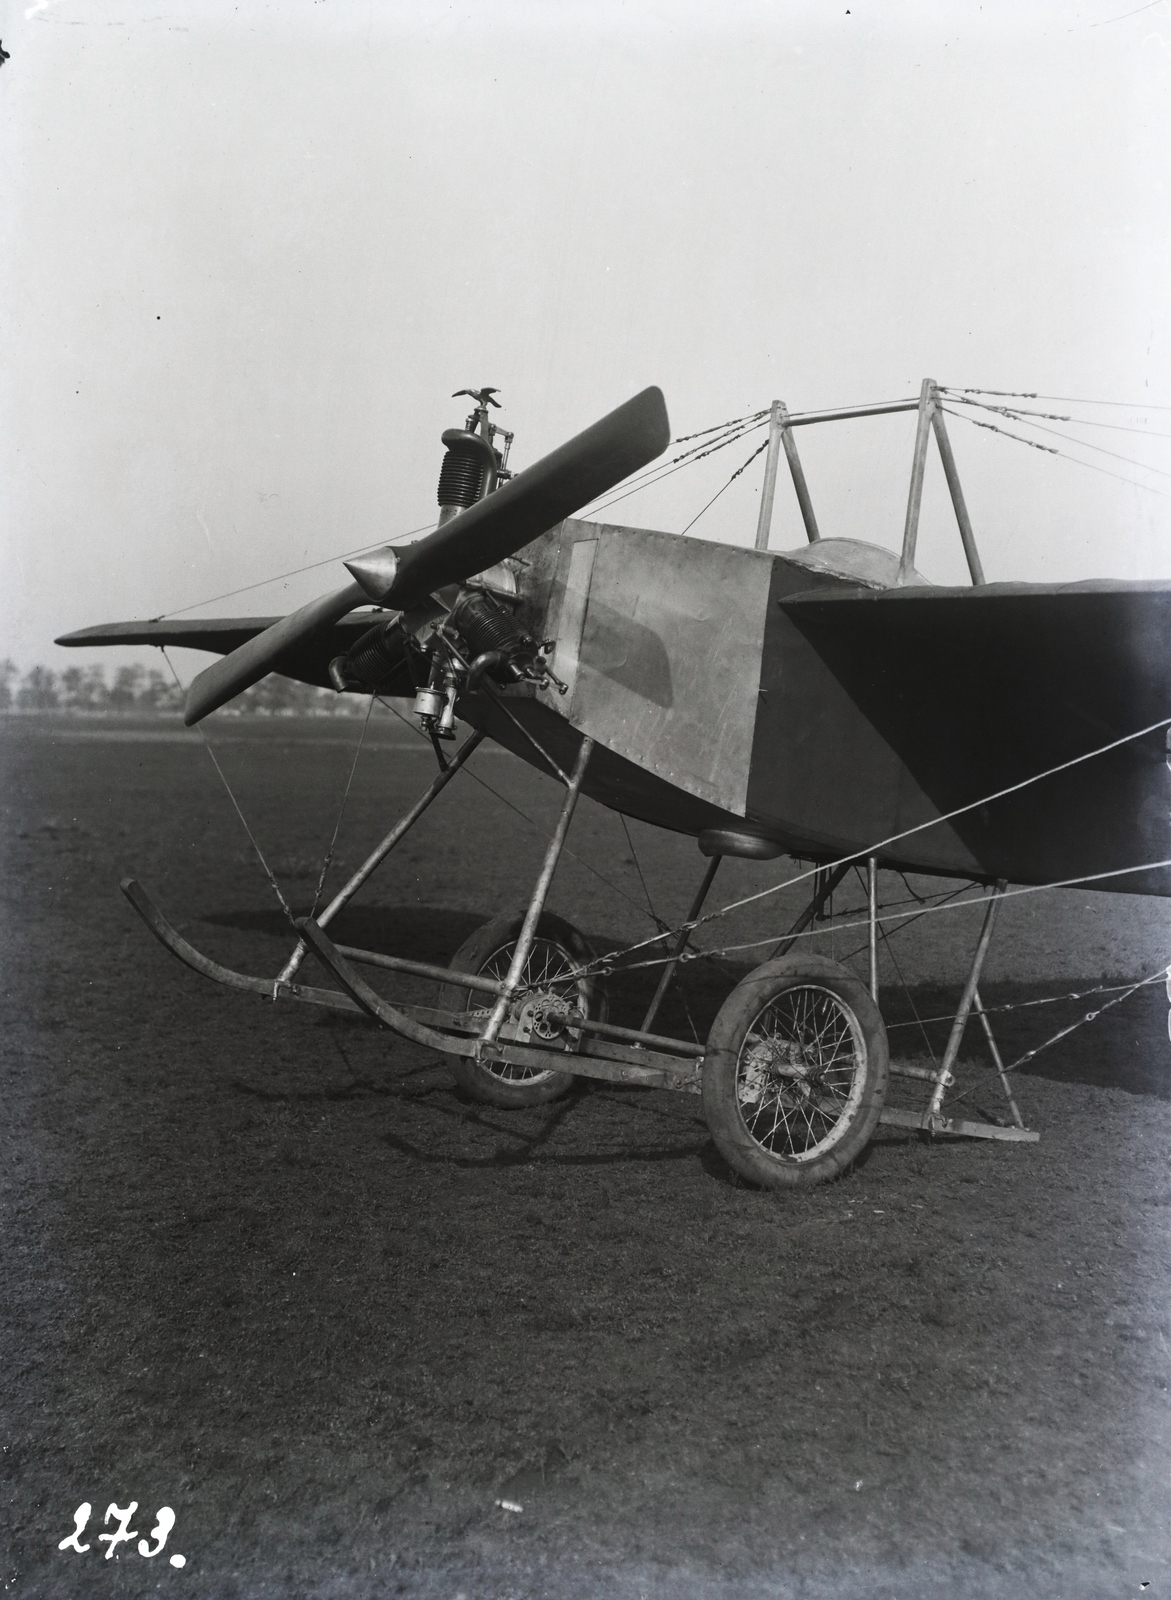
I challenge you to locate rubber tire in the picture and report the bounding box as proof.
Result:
[702,954,888,1189]
[439,910,605,1109]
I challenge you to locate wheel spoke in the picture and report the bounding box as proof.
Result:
[736,982,868,1160]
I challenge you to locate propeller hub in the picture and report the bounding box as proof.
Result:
[344,547,400,605]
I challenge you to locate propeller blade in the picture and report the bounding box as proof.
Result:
[344,385,670,609]
[183,581,366,725]
[183,385,669,725]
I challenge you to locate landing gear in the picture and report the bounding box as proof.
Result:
[702,954,888,1188]
[440,911,607,1108]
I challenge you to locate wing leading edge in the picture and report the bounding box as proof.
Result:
[55,613,411,694]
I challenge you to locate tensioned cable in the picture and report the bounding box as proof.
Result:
[571,710,1171,979]
[943,407,1060,455]
[942,396,1171,479]
[806,867,1166,1030]
[308,691,376,919]
[615,810,742,983]
[992,413,1171,478]
[160,647,296,924]
[884,972,1169,1030]
[680,437,772,535]
[154,521,438,620]
[620,815,667,933]
[673,396,925,442]
[949,387,1171,411]
[940,391,1171,441]
[941,407,1167,497]
[943,963,1170,1111]
[580,416,770,520]
[835,878,980,967]
[871,888,939,1066]
[790,876,1171,1035]
[673,409,771,443]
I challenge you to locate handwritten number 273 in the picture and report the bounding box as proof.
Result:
[59,1502,178,1561]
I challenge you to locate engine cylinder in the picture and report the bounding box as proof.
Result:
[332,618,407,692]
[448,589,528,660]
[437,448,485,509]
[436,428,498,513]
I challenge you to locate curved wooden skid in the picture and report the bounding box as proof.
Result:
[121,878,360,1014]
[119,881,698,1091]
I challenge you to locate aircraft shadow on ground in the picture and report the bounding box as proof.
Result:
[204,905,1170,1100]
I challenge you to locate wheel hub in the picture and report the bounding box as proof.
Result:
[742,1035,812,1094]
[504,989,584,1045]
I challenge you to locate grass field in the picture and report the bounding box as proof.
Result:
[4,709,1171,1598]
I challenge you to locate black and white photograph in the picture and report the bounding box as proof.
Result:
[3,1,1171,1595]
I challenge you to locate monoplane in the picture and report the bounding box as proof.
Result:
[59,381,1171,1186]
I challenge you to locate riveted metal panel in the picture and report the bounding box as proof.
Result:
[545,523,772,815]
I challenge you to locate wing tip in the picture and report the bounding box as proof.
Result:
[631,384,670,454]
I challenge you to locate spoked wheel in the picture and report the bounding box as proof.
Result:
[702,954,888,1188]
[439,911,606,1108]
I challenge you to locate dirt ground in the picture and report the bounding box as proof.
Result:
[4,708,1171,1599]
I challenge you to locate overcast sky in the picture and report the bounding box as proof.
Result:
[3,0,1169,678]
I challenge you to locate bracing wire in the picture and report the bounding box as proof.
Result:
[581,415,770,520]
[159,647,297,924]
[941,395,1171,479]
[940,390,1171,441]
[308,692,376,919]
[943,964,1170,1110]
[884,972,1170,1031]
[949,387,1171,411]
[153,521,439,620]
[679,436,772,535]
[673,409,771,444]
[941,407,1167,497]
[868,875,939,1067]
[620,814,668,932]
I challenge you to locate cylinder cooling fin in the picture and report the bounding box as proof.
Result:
[448,589,530,663]
[437,429,498,511]
[328,618,411,694]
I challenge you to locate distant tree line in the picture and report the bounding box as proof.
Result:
[0,660,365,715]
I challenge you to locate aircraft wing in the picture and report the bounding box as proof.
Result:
[55,612,409,693]
[755,576,1171,893]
